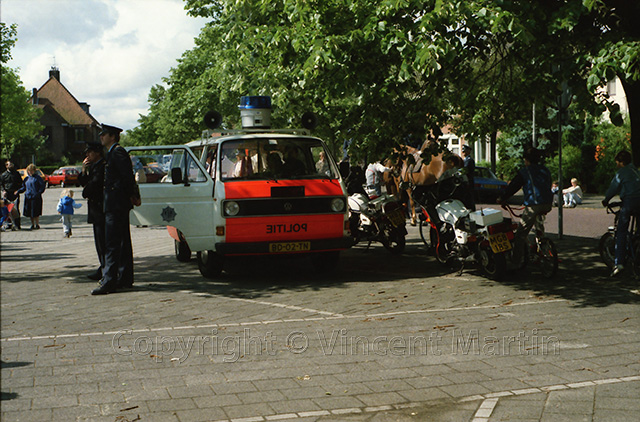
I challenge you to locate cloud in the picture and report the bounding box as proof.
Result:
[3,0,114,48]
[1,0,208,131]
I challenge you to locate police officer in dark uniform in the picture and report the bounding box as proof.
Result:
[92,124,141,295]
[462,144,476,210]
[79,142,106,281]
[1,159,24,229]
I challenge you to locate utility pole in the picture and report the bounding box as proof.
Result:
[556,81,572,240]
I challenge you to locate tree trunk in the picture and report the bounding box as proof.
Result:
[620,77,640,166]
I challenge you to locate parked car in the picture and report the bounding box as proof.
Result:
[474,166,508,202]
[47,167,80,188]
[17,168,48,184]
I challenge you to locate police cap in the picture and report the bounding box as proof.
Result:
[84,142,103,154]
[98,124,123,136]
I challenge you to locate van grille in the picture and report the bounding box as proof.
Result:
[223,197,344,217]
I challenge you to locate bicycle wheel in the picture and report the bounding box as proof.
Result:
[598,232,615,269]
[419,220,431,248]
[537,237,558,278]
[632,237,640,280]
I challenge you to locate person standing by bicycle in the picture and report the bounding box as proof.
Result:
[497,147,553,240]
[602,150,640,277]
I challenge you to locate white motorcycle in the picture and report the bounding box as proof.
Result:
[411,173,515,279]
[348,193,407,254]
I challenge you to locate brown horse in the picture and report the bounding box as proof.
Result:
[384,140,450,226]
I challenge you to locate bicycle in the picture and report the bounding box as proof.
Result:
[598,201,640,279]
[502,204,558,278]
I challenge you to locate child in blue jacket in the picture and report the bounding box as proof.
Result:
[57,189,82,237]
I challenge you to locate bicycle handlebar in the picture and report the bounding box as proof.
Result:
[606,201,622,214]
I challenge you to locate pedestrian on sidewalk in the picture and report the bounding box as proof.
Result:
[22,164,46,230]
[91,124,141,295]
[79,142,106,281]
[57,189,82,237]
[602,150,640,277]
[562,178,583,208]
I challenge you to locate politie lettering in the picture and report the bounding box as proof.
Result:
[266,223,308,234]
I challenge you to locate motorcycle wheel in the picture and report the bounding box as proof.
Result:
[598,232,615,269]
[197,250,224,279]
[174,239,191,262]
[381,227,406,254]
[434,226,454,265]
[478,244,506,280]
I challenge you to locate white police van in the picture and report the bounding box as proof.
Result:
[127,96,352,278]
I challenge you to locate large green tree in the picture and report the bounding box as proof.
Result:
[138,0,639,164]
[1,23,43,161]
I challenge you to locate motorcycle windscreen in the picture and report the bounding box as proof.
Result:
[126,146,217,252]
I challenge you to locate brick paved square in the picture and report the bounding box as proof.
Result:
[2,190,640,421]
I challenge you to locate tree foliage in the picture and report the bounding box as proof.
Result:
[132,0,639,165]
[1,23,43,161]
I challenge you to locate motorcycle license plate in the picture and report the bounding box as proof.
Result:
[269,241,311,253]
[387,209,405,227]
[488,232,512,253]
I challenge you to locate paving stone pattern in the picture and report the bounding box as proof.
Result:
[1,189,639,421]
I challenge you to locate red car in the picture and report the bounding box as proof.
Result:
[48,167,80,187]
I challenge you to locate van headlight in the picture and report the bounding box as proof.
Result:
[331,198,345,212]
[224,201,240,216]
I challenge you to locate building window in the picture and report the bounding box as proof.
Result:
[607,79,617,96]
[75,128,85,143]
[44,127,53,146]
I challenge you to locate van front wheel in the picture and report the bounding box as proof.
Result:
[197,250,223,278]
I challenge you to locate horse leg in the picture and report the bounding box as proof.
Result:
[407,189,417,226]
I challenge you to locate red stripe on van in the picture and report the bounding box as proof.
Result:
[226,214,344,243]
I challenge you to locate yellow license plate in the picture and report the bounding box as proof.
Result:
[387,209,405,227]
[488,232,512,253]
[269,241,311,253]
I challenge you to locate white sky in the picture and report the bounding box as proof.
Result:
[1,0,208,131]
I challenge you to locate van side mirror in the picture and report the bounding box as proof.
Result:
[171,168,183,185]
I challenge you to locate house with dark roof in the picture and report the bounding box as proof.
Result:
[29,67,100,163]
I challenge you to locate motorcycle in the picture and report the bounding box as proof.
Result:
[411,172,515,280]
[348,192,407,254]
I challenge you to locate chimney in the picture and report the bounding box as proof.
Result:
[49,66,60,81]
[32,88,38,105]
[79,102,90,114]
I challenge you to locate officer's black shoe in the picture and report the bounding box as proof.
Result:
[91,284,117,295]
[87,271,102,281]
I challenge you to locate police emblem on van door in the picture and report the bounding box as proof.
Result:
[161,206,177,222]
[283,202,293,212]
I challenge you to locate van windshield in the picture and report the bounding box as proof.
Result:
[220,138,338,180]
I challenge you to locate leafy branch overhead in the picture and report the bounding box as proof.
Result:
[128,0,638,165]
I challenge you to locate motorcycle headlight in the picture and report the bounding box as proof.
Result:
[331,198,345,212]
[224,201,240,216]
